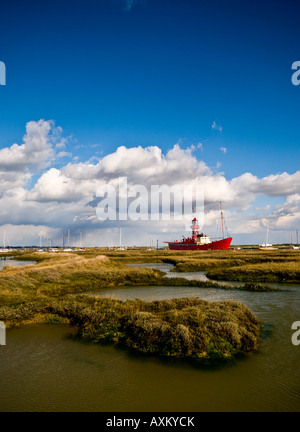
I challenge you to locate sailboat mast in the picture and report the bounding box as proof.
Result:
[220,201,225,239]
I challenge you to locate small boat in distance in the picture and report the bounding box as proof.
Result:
[259,244,277,251]
[259,226,277,250]
[165,202,232,251]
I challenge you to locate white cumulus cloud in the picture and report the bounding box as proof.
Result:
[1,119,300,245]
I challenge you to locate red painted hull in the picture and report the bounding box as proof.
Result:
[167,237,232,251]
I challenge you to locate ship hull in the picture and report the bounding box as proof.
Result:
[167,237,232,251]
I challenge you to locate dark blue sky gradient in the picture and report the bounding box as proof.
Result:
[0,0,300,178]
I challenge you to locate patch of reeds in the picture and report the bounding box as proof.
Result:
[44,296,262,360]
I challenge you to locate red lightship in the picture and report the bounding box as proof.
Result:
[165,202,232,251]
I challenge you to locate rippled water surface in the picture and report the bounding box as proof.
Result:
[1,263,299,412]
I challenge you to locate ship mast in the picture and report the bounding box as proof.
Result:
[220,201,225,239]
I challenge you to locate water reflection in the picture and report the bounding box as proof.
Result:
[0,258,36,270]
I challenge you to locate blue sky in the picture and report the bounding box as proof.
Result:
[0,0,300,246]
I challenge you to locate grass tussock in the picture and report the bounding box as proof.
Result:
[46,296,262,361]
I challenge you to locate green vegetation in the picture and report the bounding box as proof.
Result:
[207,260,300,283]
[60,296,262,361]
[0,292,262,361]
[144,249,300,283]
[1,247,297,361]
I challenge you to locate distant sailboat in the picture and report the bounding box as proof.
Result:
[259,226,277,250]
[0,229,9,253]
[119,228,126,250]
[290,232,300,250]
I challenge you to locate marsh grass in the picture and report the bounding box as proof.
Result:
[148,249,300,283]
[46,296,262,361]
[0,248,294,360]
[207,260,300,282]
